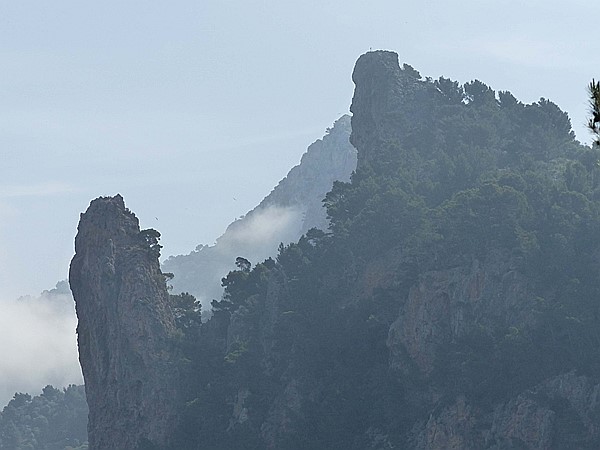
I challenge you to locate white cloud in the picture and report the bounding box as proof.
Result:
[220,205,303,251]
[166,205,305,311]
[0,284,82,408]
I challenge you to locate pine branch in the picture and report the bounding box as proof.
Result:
[588,79,600,145]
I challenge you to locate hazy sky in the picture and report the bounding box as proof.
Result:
[1,0,599,303]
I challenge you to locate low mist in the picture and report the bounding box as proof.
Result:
[165,204,304,310]
[0,282,82,408]
[218,204,304,254]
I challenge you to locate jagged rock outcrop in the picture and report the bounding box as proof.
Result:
[350,51,432,171]
[388,251,600,449]
[388,251,536,376]
[69,195,178,450]
[411,371,600,449]
[163,115,356,308]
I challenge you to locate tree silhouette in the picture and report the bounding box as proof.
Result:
[588,79,600,145]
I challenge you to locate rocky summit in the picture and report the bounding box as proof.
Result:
[69,195,179,450]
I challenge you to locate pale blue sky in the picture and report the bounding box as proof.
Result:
[1,1,599,300]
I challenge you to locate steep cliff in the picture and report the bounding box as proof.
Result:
[387,251,536,376]
[350,51,429,170]
[162,115,356,308]
[69,195,179,450]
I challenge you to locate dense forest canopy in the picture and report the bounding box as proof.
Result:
[0,385,88,450]
[165,55,600,448]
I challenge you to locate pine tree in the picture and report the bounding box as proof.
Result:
[588,79,600,145]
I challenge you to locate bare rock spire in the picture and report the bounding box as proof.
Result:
[69,194,178,450]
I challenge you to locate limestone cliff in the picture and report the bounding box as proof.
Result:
[410,371,600,449]
[384,251,600,448]
[69,195,178,450]
[350,51,433,171]
[388,250,536,376]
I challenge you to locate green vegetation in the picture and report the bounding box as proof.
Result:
[139,228,163,258]
[0,385,88,450]
[163,73,600,448]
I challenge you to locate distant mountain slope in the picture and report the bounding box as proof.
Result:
[162,115,356,308]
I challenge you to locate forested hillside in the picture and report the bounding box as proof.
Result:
[0,385,87,450]
[167,51,600,449]
[67,50,600,449]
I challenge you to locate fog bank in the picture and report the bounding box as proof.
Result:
[0,282,82,408]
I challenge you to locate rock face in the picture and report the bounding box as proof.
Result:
[388,251,536,375]
[69,195,178,450]
[163,115,356,308]
[387,253,600,448]
[351,50,431,171]
[411,371,600,449]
